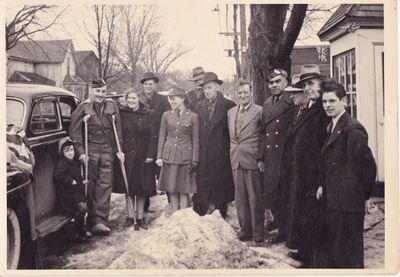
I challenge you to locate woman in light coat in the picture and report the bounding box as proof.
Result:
[156,87,199,213]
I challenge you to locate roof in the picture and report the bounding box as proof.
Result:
[7,40,73,63]
[290,45,330,77]
[6,83,75,100]
[318,4,384,42]
[8,71,56,86]
[76,50,97,62]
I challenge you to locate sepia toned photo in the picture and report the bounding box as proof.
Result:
[4,0,398,274]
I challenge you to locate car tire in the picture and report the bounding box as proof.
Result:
[7,207,21,269]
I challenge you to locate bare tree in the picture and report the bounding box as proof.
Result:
[6,5,68,50]
[83,5,124,84]
[140,32,192,76]
[116,5,158,85]
[248,4,308,105]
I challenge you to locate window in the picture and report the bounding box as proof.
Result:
[7,99,25,126]
[67,57,71,76]
[59,97,77,131]
[30,100,61,134]
[333,49,357,118]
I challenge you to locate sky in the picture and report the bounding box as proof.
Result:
[7,2,332,80]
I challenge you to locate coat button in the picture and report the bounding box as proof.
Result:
[266,133,269,136]
[275,131,279,135]
[267,145,270,149]
[276,119,280,123]
[275,145,278,148]
[177,122,180,124]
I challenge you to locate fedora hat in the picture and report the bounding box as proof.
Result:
[189,66,205,82]
[284,74,303,93]
[140,72,159,84]
[295,64,322,87]
[166,86,186,97]
[199,72,223,86]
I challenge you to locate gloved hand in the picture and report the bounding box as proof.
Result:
[187,161,197,172]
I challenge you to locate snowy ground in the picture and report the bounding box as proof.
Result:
[40,194,385,269]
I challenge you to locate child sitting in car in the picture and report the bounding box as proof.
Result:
[54,137,91,242]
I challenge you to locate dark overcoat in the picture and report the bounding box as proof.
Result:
[148,92,171,131]
[113,105,157,197]
[54,155,85,213]
[257,92,295,209]
[193,92,236,205]
[187,87,205,111]
[279,99,330,251]
[321,112,376,268]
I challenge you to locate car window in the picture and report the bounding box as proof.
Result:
[59,97,77,131]
[30,100,61,134]
[7,99,25,126]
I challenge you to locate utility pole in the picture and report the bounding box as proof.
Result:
[239,4,249,81]
[233,4,241,79]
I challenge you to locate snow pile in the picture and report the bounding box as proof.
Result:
[108,208,284,269]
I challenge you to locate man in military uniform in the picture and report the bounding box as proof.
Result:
[257,69,295,243]
[187,66,206,111]
[69,79,123,235]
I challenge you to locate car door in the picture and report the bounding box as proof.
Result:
[27,96,66,221]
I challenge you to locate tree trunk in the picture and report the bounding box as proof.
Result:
[233,4,241,79]
[248,4,307,105]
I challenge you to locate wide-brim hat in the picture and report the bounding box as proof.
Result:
[189,66,205,82]
[294,64,323,88]
[285,74,303,93]
[140,72,159,84]
[199,72,223,86]
[166,87,186,97]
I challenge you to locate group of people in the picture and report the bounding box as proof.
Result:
[55,64,376,269]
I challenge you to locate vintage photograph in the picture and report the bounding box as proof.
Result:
[5,1,393,273]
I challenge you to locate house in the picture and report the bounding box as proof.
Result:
[318,4,384,182]
[76,50,99,83]
[290,45,330,77]
[7,39,88,100]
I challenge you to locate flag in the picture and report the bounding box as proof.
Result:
[7,125,35,175]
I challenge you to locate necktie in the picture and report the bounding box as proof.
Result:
[274,95,280,106]
[326,121,333,134]
[296,106,304,118]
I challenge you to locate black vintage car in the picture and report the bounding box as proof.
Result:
[6,83,80,269]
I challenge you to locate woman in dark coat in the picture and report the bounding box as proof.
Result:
[118,89,158,229]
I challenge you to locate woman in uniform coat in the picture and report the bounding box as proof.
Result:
[118,89,158,229]
[156,87,199,213]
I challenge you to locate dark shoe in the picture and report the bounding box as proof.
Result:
[267,221,278,231]
[125,217,134,227]
[237,232,252,242]
[92,223,111,236]
[288,251,305,262]
[137,219,148,230]
[267,234,285,244]
[254,237,264,244]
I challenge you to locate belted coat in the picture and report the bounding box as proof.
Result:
[193,92,236,205]
[257,92,295,209]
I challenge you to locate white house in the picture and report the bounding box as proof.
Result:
[318,4,384,182]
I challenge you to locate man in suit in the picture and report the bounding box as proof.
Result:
[228,80,264,243]
[280,69,330,267]
[257,68,295,243]
[317,78,376,268]
[140,72,171,210]
[193,72,236,219]
[187,66,205,111]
